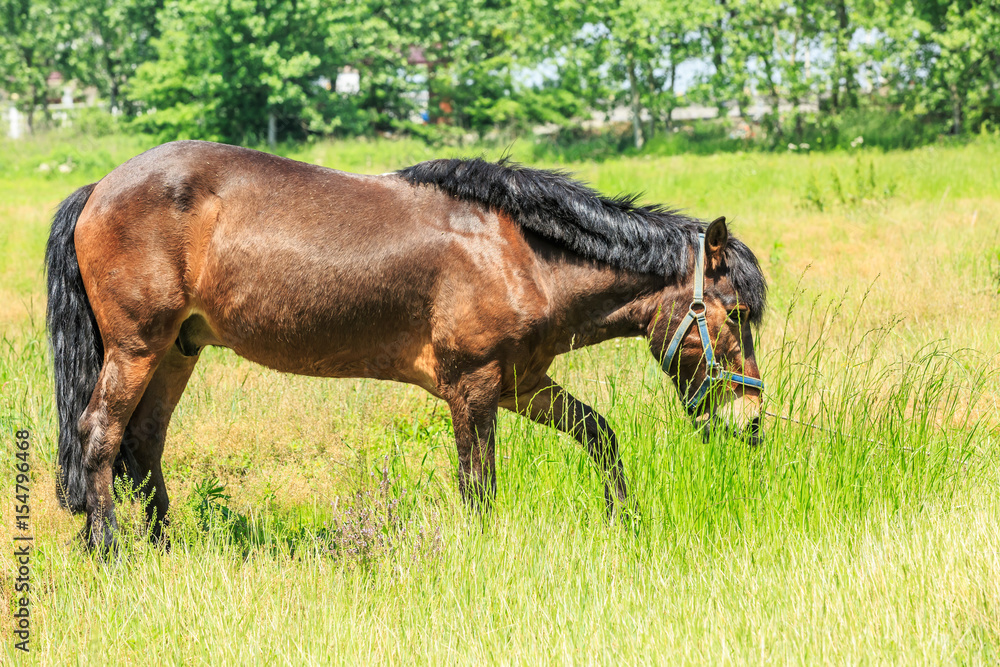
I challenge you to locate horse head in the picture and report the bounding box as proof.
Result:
[648,216,765,445]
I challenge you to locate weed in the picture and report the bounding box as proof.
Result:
[800,157,898,211]
[802,172,825,211]
[316,458,443,568]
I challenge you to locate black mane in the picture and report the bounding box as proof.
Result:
[397,158,766,324]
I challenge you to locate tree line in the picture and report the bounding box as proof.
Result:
[2,0,998,148]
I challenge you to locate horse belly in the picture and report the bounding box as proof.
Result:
[192,230,442,390]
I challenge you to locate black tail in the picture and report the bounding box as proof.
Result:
[46,184,102,513]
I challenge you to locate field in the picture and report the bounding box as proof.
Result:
[1,133,999,664]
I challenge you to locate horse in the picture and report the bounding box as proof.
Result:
[45,141,767,550]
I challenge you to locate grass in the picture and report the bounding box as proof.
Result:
[1,131,998,665]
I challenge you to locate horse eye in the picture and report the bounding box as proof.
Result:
[727,308,744,323]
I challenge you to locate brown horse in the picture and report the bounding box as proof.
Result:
[46,141,766,550]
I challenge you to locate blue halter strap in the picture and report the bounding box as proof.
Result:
[660,232,764,415]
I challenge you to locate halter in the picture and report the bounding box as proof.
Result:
[660,232,764,415]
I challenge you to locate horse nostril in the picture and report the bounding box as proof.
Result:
[746,416,763,446]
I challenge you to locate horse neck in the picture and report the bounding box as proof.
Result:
[540,256,669,350]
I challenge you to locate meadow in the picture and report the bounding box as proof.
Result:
[1,132,998,664]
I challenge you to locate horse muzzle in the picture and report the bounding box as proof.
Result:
[695,393,764,446]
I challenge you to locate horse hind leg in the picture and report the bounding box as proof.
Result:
[77,304,188,551]
[118,342,199,543]
[79,342,172,551]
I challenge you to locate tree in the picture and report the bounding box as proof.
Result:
[129,0,329,143]
[319,1,413,136]
[0,0,69,133]
[66,0,163,114]
[380,0,534,132]
[877,0,1000,134]
[828,0,859,111]
[536,0,711,149]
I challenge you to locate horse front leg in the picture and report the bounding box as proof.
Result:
[444,365,502,513]
[502,375,629,519]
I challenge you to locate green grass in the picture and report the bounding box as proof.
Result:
[1,132,998,665]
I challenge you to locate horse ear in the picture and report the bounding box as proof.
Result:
[706,216,728,256]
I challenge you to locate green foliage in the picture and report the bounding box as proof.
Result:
[70,106,127,137]
[128,0,331,143]
[0,0,70,131]
[876,0,1000,134]
[4,0,999,148]
[527,121,748,163]
[65,0,163,113]
[525,0,712,149]
[391,120,470,147]
[794,108,941,152]
[468,87,589,133]
[182,474,305,555]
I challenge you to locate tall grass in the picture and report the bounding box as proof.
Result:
[1,134,997,664]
